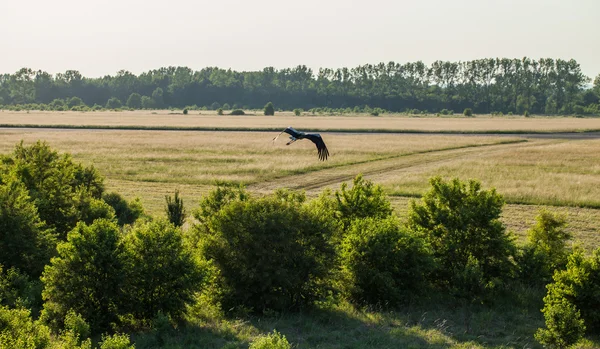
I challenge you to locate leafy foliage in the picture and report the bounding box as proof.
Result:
[165,190,186,227]
[229,109,245,115]
[264,102,275,116]
[340,217,433,306]
[199,192,336,313]
[0,305,51,349]
[105,97,122,109]
[249,330,291,349]
[407,176,515,295]
[463,108,473,116]
[41,219,126,333]
[102,192,144,226]
[535,297,585,349]
[122,219,203,322]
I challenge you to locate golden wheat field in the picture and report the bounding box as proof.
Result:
[3,110,600,132]
[1,112,600,251]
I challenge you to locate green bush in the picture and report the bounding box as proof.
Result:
[102,192,144,226]
[249,330,291,349]
[183,108,188,115]
[230,109,245,115]
[463,108,473,117]
[217,108,224,115]
[98,333,134,349]
[516,210,571,285]
[0,305,51,349]
[105,97,122,109]
[0,177,56,277]
[122,219,203,321]
[165,190,186,227]
[333,174,393,230]
[293,108,302,116]
[0,266,43,314]
[542,248,600,333]
[41,219,126,333]
[4,141,106,238]
[524,110,530,117]
[535,297,585,349]
[340,217,433,306]
[199,191,335,313]
[210,102,221,110]
[407,176,515,295]
[222,103,231,110]
[264,102,275,116]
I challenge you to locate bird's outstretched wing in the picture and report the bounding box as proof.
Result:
[272,127,302,143]
[304,133,329,161]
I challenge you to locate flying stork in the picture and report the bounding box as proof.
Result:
[272,127,329,161]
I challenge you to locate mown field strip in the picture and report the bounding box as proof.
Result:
[3,110,600,132]
[250,139,538,194]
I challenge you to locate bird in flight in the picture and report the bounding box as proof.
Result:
[272,127,329,161]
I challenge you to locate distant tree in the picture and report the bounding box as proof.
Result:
[105,97,122,109]
[183,108,188,115]
[126,93,142,109]
[141,95,154,109]
[102,192,144,226]
[264,102,275,116]
[49,98,66,110]
[217,108,223,115]
[152,87,164,108]
[463,108,473,116]
[210,102,221,110]
[66,96,84,108]
[229,109,245,115]
[293,108,302,116]
[222,103,231,110]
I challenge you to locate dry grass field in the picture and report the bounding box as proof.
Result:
[2,110,600,132]
[1,116,600,252]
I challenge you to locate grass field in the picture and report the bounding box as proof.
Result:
[3,110,600,132]
[2,113,600,348]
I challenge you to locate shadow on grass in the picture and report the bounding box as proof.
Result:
[129,285,550,349]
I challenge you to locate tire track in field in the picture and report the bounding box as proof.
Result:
[249,139,558,194]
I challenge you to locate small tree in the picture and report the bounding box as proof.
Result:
[122,220,203,321]
[182,108,188,115]
[126,93,142,109]
[66,97,85,108]
[105,97,122,109]
[463,108,473,117]
[141,96,154,109]
[165,190,186,227]
[222,103,231,110]
[334,174,393,230]
[264,102,275,116]
[210,102,221,110]
[217,108,223,115]
[407,176,515,293]
[535,298,585,349]
[152,88,164,108]
[102,192,144,226]
[41,219,126,333]
[293,108,302,116]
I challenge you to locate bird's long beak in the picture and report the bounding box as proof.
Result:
[272,129,286,143]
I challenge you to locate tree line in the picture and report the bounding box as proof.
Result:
[1,142,599,348]
[2,58,600,115]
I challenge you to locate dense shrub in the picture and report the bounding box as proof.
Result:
[102,192,144,226]
[122,219,203,322]
[2,141,105,238]
[98,333,134,349]
[333,174,393,230]
[264,102,275,116]
[407,177,515,295]
[0,178,56,277]
[217,108,224,115]
[183,108,188,115]
[165,190,186,227]
[0,266,43,315]
[249,330,291,349]
[340,217,433,306]
[105,97,122,109]
[516,210,571,285]
[542,249,600,333]
[535,297,586,349]
[463,108,473,116]
[199,192,335,313]
[230,109,245,115]
[41,219,126,333]
[0,305,51,349]
[293,108,302,116]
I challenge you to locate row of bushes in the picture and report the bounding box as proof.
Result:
[1,142,599,348]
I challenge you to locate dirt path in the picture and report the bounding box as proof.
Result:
[249,138,558,194]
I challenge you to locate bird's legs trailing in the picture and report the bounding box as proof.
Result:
[286,137,297,145]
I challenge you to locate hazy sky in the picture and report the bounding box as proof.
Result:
[2,0,599,79]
